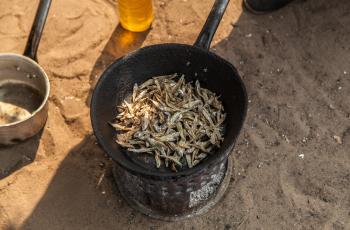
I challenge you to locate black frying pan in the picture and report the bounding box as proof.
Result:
[91,0,247,178]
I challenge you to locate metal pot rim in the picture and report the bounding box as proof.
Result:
[0,53,50,127]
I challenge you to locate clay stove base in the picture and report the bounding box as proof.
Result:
[112,156,233,221]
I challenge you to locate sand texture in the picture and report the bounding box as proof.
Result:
[0,0,349,229]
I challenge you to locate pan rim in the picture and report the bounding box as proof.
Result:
[0,53,50,128]
[91,43,248,178]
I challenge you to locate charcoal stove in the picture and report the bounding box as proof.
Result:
[112,155,233,221]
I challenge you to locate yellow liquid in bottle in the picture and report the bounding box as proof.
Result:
[118,0,154,32]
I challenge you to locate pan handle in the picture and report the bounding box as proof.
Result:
[194,0,229,50]
[23,0,52,61]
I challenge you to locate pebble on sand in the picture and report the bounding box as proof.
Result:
[333,135,342,144]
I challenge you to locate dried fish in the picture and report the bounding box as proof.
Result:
[182,100,202,109]
[176,122,185,142]
[116,140,134,148]
[139,79,154,89]
[110,73,226,171]
[171,74,185,93]
[201,108,215,127]
[128,147,155,153]
[109,122,134,131]
[155,151,161,168]
[156,132,179,142]
[160,155,182,167]
[132,83,138,102]
[168,111,182,126]
[123,100,133,113]
[135,90,147,102]
[185,154,193,168]
[141,111,149,131]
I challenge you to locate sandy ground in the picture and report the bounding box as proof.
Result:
[0,0,349,229]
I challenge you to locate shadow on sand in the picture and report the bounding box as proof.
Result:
[0,131,42,180]
[16,0,350,229]
[86,24,150,106]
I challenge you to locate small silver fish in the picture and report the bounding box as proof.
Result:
[168,111,182,126]
[112,73,226,170]
[160,155,182,167]
[141,111,149,131]
[109,122,134,131]
[155,151,161,168]
[132,83,138,102]
[182,100,202,109]
[128,147,155,153]
[185,154,193,168]
[156,132,179,142]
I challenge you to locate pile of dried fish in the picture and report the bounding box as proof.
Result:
[111,73,226,171]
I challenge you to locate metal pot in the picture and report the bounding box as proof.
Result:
[0,0,51,145]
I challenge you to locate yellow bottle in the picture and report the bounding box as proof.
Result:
[118,0,154,32]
